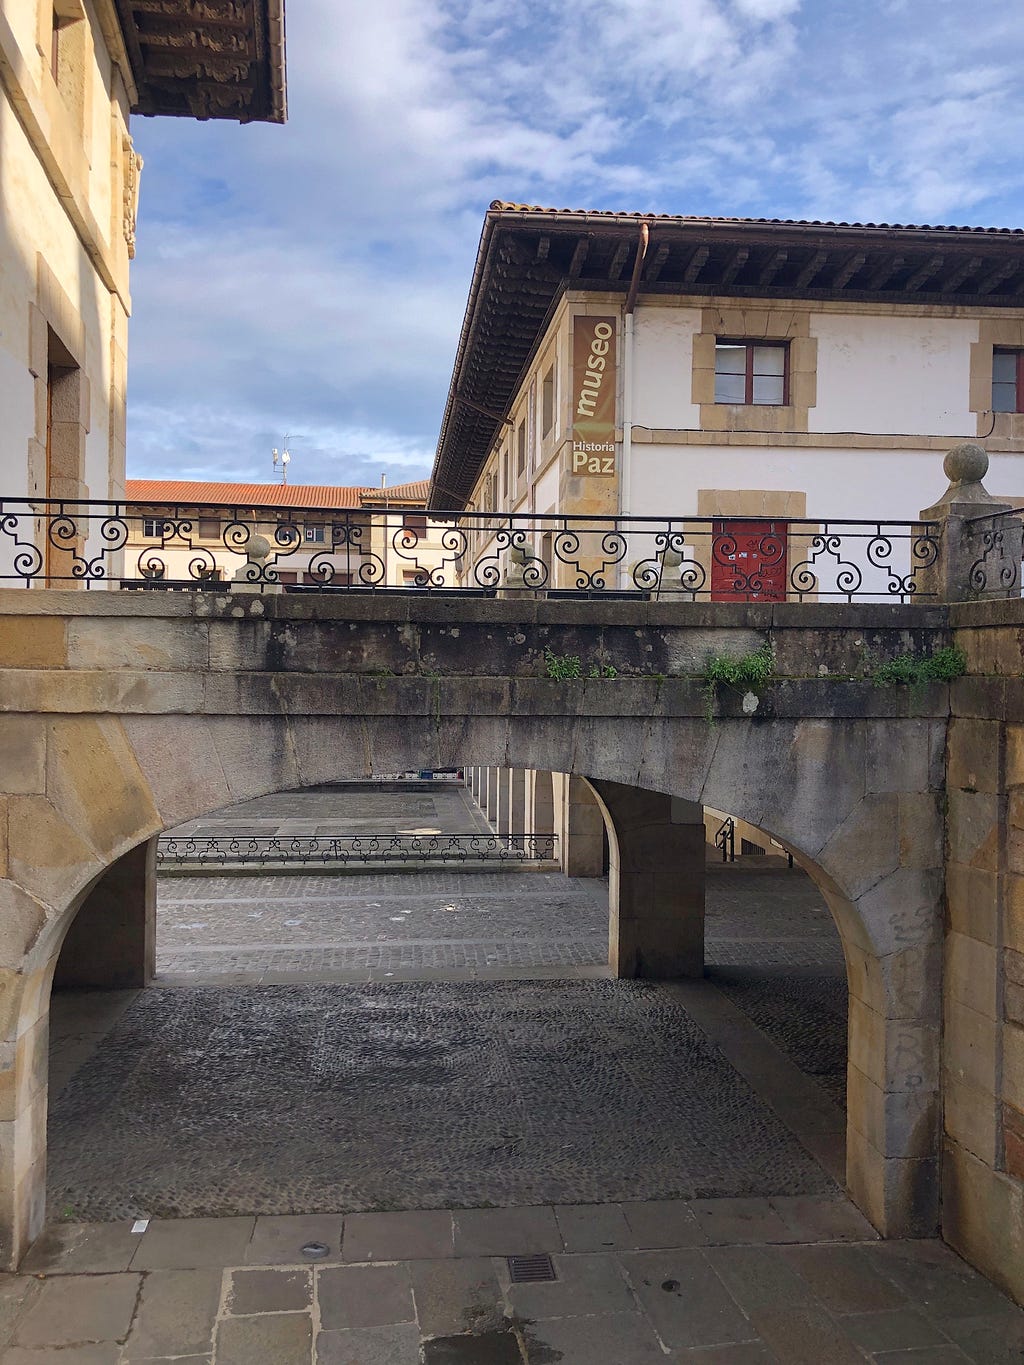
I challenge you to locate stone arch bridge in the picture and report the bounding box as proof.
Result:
[0,587,1020,1306]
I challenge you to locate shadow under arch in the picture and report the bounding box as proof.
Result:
[0,707,942,1266]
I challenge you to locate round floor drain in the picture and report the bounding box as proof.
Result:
[301,1241,330,1259]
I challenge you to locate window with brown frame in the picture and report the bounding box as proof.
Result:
[402,512,427,538]
[542,365,555,437]
[714,341,789,406]
[516,419,527,476]
[992,348,1024,413]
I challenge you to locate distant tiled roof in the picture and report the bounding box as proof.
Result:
[429,203,1024,510]
[125,480,428,509]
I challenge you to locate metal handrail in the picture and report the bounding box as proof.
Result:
[714,817,736,863]
[0,497,940,601]
[156,832,559,867]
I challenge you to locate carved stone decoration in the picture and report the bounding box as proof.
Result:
[122,135,143,260]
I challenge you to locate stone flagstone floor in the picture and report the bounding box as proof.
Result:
[5,1197,1024,1362]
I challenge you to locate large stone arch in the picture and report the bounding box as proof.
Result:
[0,703,944,1266]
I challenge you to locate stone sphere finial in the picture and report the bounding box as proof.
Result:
[944,443,988,485]
[246,533,272,562]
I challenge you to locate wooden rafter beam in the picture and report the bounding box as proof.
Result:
[607,240,630,281]
[832,252,866,290]
[866,255,904,290]
[682,245,710,285]
[758,249,787,287]
[976,259,1017,295]
[645,243,671,283]
[904,256,944,292]
[942,256,983,291]
[568,236,590,278]
[719,247,749,287]
[795,250,828,289]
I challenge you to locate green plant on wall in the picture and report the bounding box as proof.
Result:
[700,643,775,723]
[869,645,966,689]
[543,648,582,680]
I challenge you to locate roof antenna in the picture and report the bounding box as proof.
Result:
[272,434,302,485]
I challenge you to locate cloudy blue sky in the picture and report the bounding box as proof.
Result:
[127,0,1024,489]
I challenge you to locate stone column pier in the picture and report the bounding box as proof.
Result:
[591,780,705,979]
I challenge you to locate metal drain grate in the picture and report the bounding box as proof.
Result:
[507,1253,557,1283]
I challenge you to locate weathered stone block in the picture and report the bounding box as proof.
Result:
[1004,1103,1024,1182]
[948,864,999,946]
[855,866,943,956]
[1005,1023,1024,1115]
[45,717,160,863]
[5,799,99,923]
[948,790,1001,872]
[943,1074,999,1165]
[944,999,999,1096]
[847,1063,939,1160]
[942,1138,1024,1307]
[946,931,998,1020]
[0,718,45,796]
[947,718,1001,794]
[0,620,65,669]
[67,618,209,672]
[898,794,942,870]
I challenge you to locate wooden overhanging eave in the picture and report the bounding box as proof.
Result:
[428,210,1024,510]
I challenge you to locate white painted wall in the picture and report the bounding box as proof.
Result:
[632,307,702,432]
[809,313,978,437]
[628,442,984,523]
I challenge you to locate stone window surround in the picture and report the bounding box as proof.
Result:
[27,255,90,505]
[970,319,1024,442]
[692,306,817,435]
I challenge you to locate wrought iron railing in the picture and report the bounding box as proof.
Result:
[966,507,1024,598]
[156,832,559,867]
[714,817,736,863]
[0,498,939,601]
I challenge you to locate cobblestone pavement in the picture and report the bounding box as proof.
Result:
[47,975,840,1223]
[8,1199,1024,1362]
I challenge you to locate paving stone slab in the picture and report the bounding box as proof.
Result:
[620,1200,708,1249]
[128,1217,255,1270]
[318,1263,415,1331]
[408,1258,507,1337]
[702,1244,818,1314]
[781,1243,908,1313]
[21,1221,141,1274]
[343,1209,454,1261]
[553,1203,637,1251]
[316,1322,423,1364]
[245,1213,343,1264]
[123,1268,221,1358]
[226,1266,312,1314]
[669,1346,773,1362]
[747,1305,868,1363]
[215,1311,313,1365]
[865,1240,1022,1320]
[11,1273,141,1348]
[2,1347,123,1364]
[0,1276,38,1346]
[871,1348,971,1362]
[422,1328,525,1363]
[939,1311,1024,1363]
[521,1309,665,1364]
[620,1250,757,1350]
[836,1307,951,1353]
[767,1194,877,1242]
[453,1206,562,1257]
[689,1197,799,1245]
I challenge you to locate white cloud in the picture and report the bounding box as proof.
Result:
[127,0,1024,483]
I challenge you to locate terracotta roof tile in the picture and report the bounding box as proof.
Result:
[488,202,1024,234]
[125,479,428,509]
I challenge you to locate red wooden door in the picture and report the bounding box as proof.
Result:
[711,519,788,601]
